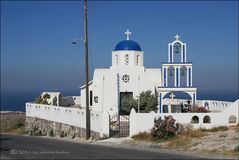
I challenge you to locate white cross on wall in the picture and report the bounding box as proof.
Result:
[125,29,131,40]
[169,92,175,102]
[175,34,180,41]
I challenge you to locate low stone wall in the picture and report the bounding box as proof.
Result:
[25,117,100,139]
[26,103,110,137]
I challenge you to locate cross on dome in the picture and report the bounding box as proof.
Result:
[175,34,180,41]
[125,29,131,40]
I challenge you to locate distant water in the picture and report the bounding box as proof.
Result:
[1,90,79,112]
[1,89,238,112]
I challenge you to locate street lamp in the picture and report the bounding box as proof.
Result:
[136,96,140,113]
[72,37,91,140]
[72,38,84,44]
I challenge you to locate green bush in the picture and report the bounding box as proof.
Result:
[121,96,138,114]
[139,91,158,112]
[42,93,51,99]
[34,95,49,104]
[120,90,158,114]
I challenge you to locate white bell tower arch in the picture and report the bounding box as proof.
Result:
[168,34,187,63]
[158,34,197,113]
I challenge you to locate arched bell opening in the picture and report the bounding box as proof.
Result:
[180,66,187,87]
[167,66,175,87]
[173,42,182,63]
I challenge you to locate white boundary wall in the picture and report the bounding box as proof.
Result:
[130,100,239,137]
[26,103,109,137]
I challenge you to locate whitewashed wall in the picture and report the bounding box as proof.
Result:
[26,103,109,137]
[196,100,233,112]
[130,100,239,137]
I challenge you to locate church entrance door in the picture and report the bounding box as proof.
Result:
[119,92,133,115]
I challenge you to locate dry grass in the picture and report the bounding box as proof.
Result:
[229,124,239,131]
[190,130,208,138]
[180,129,208,138]
[0,113,26,134]
[131,132,165,143]
[200,126,228,132]
[166,136,192,149]
[132,132,152,141]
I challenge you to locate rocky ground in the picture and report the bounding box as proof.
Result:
[92,126,239,159]
[190,127,238,152]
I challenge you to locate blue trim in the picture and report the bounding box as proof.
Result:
[183,45,185,62]
[170,45,172,63]
[159,93,162,113]
[193,93,196,104]
[162,62,192,64]
[164,68,166,87]
[157,86,197,88]
[176,68,179,87]
[189,68,191,87]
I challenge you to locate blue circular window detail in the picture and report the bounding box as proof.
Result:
[114,40,142,51]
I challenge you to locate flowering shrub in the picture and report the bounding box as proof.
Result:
[190,105,209,113]
[150,116,182,140]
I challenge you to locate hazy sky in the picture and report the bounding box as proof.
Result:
[1,1,238,95]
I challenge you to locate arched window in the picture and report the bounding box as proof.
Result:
[136,55,140,65]
[180,66,187,87]
[203,115,211,123]
[116,55,119,65]
[229,115,237,123]
[191,116,199,123]
[204,102,209,107]
[125,54,129,65]
[167,66,175,87]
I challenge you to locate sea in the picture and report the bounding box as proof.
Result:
[1,89,238,112]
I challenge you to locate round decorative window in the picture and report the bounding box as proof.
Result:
[122,75,130,83]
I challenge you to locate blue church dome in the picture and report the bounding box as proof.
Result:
[114,40,142,51]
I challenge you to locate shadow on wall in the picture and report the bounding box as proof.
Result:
[60,97,75,107]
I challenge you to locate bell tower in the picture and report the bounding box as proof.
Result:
[163,34,192,87]
[157,34,197,113]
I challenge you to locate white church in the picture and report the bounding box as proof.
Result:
[79,30,196,114]
[26,30,238,138]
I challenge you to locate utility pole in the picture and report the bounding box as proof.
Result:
[84,0,90,140]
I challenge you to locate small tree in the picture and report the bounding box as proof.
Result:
[121,96,137,115]
[43,93,51,99]
[35,96,43,104]
[34,94,49,105]
[40,98,48,104]
[120,90,158,114]
[139,90,158,112]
